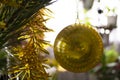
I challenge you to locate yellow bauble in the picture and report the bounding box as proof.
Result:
[54,23,103,72]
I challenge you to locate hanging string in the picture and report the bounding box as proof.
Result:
[75,0,80,24]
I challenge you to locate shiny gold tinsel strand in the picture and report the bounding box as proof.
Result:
[9,41,49,80]
[8,8,52,80]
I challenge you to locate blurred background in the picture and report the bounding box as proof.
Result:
[44,0,120,80]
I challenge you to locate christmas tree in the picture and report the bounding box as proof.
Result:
[0,0,54,80]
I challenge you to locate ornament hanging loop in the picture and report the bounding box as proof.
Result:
[75,0,80,24]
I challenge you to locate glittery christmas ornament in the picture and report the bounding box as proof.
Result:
[54,23,103,72]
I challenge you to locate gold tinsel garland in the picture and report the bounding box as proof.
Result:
[8,8,52,80]
[9,41,49,80]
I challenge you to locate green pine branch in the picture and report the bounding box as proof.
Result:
[0,0,54,49]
